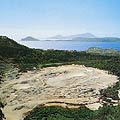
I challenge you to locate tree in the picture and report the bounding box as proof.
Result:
[0,102,5,120]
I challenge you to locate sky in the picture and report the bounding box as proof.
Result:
[0,0,120,40]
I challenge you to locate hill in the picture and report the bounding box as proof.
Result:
[21,36,40,41]
[21,34,120,42]
[0,36,27,48]
[0,36,29,58]
[72,37,120,42]
[48,33,96,40]
[86,47,120,56]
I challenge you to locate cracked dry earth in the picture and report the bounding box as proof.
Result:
[0,65,118,120]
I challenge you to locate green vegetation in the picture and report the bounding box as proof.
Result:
[1,36,120,120]
[86,47,120,56]
[0,100,5,120]
[24,105,120,120]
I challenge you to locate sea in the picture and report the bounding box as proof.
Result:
[19,41,120,51]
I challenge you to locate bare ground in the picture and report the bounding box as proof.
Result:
[0,65,118,120]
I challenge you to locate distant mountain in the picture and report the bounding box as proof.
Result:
[48,33,96,40]
[72,37,120,42]
[21,36,40,41]
[21,35,120,42]
[69,33,96,39]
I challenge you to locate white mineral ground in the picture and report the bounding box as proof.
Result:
[0,65,119,120]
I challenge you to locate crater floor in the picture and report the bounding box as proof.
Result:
[0,65,118,120]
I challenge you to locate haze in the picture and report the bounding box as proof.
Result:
[0,0,120,40]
